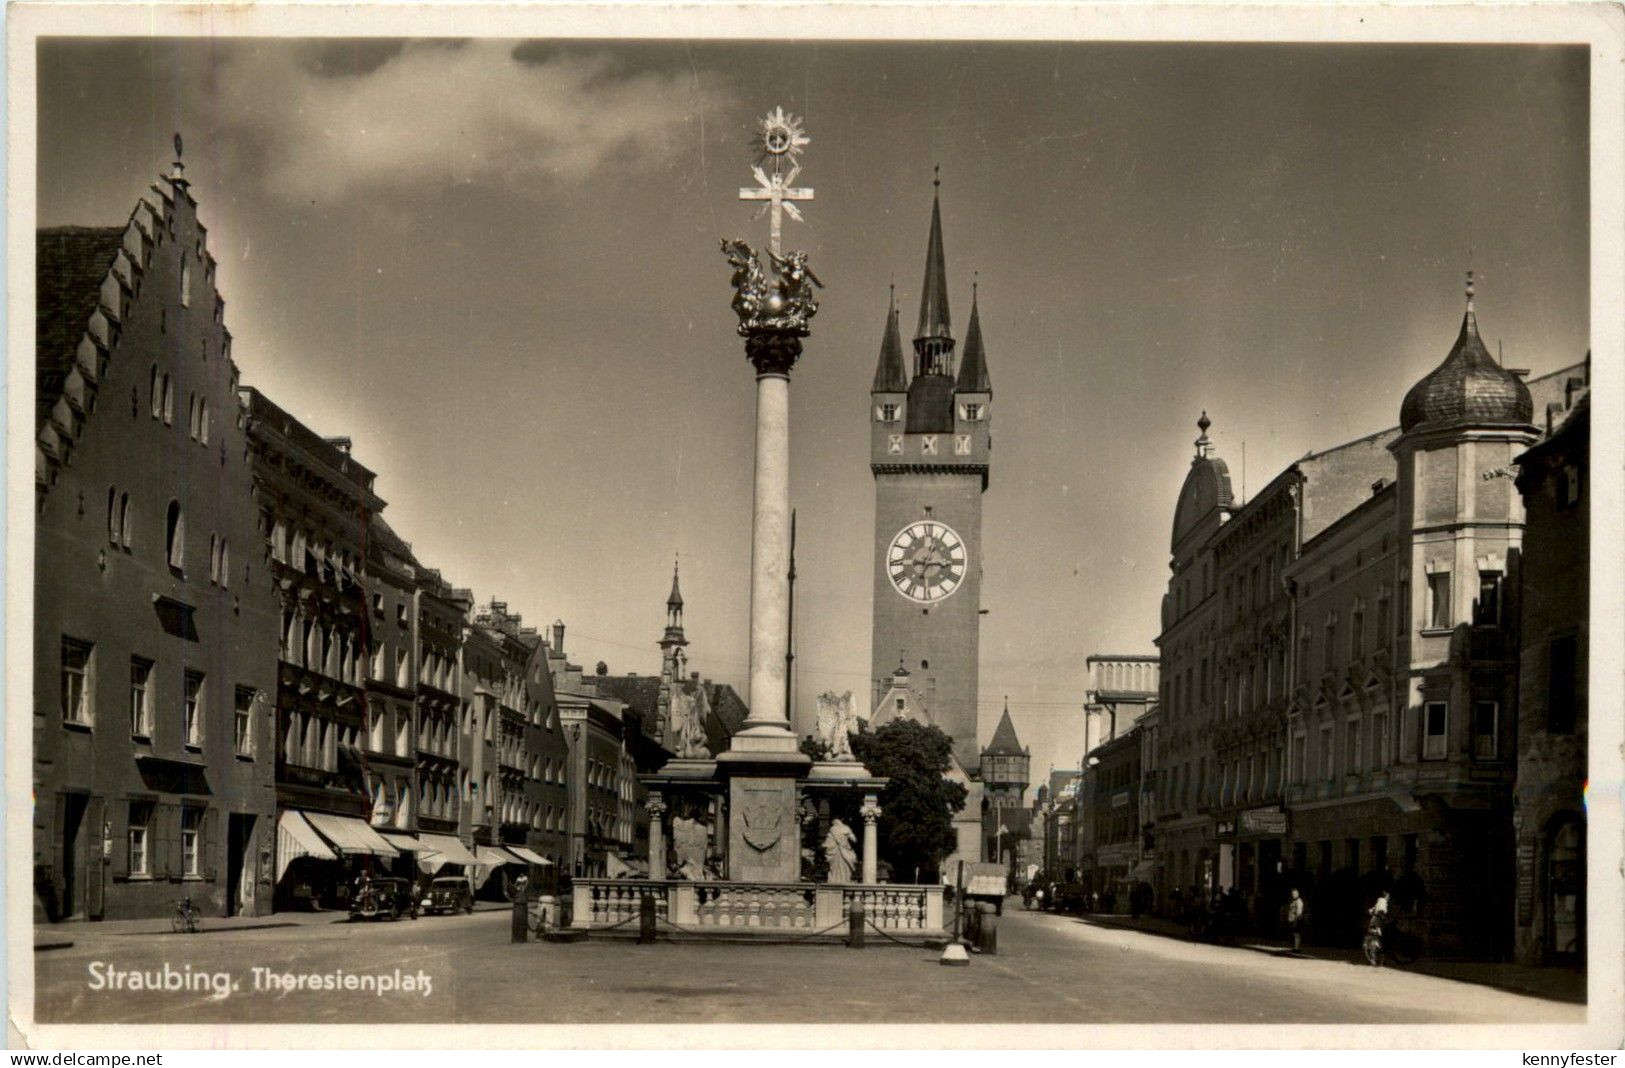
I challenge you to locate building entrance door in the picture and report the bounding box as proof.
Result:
[1217,843,1235,889]
[84,796,105,919]
[57,793,88,919]
[1547,818,1583,960]
[227,813,256,917]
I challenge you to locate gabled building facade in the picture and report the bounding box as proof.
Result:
[34,152,280,921]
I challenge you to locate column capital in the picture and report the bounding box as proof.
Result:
[646,792,667,817]
[860,797,882,824]
[746,330,803,377]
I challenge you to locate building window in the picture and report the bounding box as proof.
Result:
[180,260,191,307]
[149,365,161,418]
[107,486,120,543]
[166,501,185,572]
[1346,718,1361,774]
[187,394,199,440]
[1350,604,1365,659]
[880,403,899,422]
[1548,636,1579,733]
[61,637,93,726]
[1323,616,1337,674]
[119,494,131,550]
[161,375,174,425]
[1475,572,1502,626]
[1372,709,1387,769]
[1426,572,1452,629]
[234,686,255,757]
[128,803,153,877]
[1319,725,1334,781]
[1473,700,1499,759]
[130,657,153,737]
[1291,733,1307,785]
[181,807,202,877]
[1376,592,1391,645]
[198,398,209,444]
[1423,701,1448,760]
[183,670,204,748]
[1558,463,1582,509]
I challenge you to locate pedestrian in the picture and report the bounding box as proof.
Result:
[1286,887,1306,953]
[1363,890,1390,966]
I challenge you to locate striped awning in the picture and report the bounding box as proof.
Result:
[379,831,424,852]
[302,811,399,858]
[276,811,336,883]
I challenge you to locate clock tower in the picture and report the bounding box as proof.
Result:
[869,181,993,772]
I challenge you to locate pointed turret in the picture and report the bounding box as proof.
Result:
[956,285,992,393]
[914,179,953,349]
[872,289,908,392]
[984,703,1026,756]
[667,558,684,611]
[660,557,688,682]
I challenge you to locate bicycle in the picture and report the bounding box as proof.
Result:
[171,895,201,934]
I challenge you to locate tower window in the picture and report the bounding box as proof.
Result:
[963,403,982,421]
[878,403,899,423]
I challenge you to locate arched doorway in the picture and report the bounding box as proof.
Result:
[1546,815,1584,962]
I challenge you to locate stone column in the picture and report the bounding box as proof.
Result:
[861,793,882,884]
[646,793,667,878]
[735,333,802,752]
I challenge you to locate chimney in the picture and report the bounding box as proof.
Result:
[1566,376,1583,408]
[552,620,565,653]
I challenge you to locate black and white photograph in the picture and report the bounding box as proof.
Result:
[7,2,1622,1050]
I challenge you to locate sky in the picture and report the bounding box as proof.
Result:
[35,38,1589,787]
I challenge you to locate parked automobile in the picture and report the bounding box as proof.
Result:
[421,876,475,916]
[349,876,418,921]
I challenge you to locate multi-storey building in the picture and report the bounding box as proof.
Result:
[412,569,476,870]
[34,151,279,921]
[243,388,394,909]
[363,517,422,878]
[1083,723,1145,906]
[1154,415,1232,908]
[1083,655,1159,753]
[1512,388,1588,965]
[1156,280,1586,956]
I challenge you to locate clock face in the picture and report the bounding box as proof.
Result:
[887,521,968,603]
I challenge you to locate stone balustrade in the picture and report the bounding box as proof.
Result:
[570,879,944,935]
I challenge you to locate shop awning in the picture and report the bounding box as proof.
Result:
[276,811,336,883]
[302,811,400,858]
[475,845,523,867]
[417,834,481,867]
[505,845,551,866]
[379,831,428,852]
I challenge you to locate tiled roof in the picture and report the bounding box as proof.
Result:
[956,295,991,392]
[1400,306,1533,433]
[592,675,663,722]
[984,707,1026,756]
[703,682,749,754]
[37,226,124,429]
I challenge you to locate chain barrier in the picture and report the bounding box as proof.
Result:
[656,916,851,944]
[864,917,943,950]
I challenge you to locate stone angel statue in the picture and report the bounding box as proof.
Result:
[669,685,711,760]
[815,690,859,761]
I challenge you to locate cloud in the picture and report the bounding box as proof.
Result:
[219,41,728,202]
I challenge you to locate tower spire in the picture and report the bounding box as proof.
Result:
[913,171,954,374]
[872,286,908,392]
[957,276,992,392]
[660,555,689,681]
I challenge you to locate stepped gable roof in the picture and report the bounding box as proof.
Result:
[37,226,125,429]
[1400,283,1533,434]
[983,706,1027,756]
[872,293,908,392]
[915,185,952,342]
[956,291,991,392]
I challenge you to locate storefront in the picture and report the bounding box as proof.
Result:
[274,809,399,909]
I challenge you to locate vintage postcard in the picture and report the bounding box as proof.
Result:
[7,2,1622,1051]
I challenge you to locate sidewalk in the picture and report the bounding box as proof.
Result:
[35,900,512,946]
[1078,911,1585,1004]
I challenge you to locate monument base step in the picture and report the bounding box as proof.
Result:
[571,925,946,947]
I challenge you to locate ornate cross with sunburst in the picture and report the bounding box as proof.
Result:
[739,106,813,258]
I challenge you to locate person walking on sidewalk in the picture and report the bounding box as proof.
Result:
[1286,888,1306,954]
[1363,890,1391,966]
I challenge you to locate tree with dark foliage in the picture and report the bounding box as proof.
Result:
[850,720,968,883]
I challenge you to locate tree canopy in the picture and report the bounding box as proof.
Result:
[850,719,967,883]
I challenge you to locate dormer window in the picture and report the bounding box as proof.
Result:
[877,403,900,423]
[961,402,983,421]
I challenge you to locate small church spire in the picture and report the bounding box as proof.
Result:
[872,286,908,392]
[957,277,992,392]
[667,555,684,611]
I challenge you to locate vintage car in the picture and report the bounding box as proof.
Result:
[421,876,475,916]
[348,876,418,921]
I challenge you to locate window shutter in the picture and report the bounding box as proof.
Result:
[154,803,178,880]
[203,808,218,881]
[110,803,130,880]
